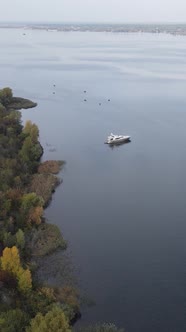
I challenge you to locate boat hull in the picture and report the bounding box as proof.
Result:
[105,137,131,145]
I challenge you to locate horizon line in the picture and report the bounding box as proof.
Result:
[1,20,186,25]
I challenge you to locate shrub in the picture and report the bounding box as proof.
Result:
[26,223,67,256]
[38,160,64,174]
[29,173,61,207]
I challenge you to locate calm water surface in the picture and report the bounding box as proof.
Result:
[0,29,186,332]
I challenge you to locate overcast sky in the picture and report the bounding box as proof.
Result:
[1,0,186,23]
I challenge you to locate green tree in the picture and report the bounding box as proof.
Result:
[20,136,34,163]
[20,136,43,169]
[15,229,25,250]
[0,192,11,217]
[0,309,29,332]
[23,120,32,134]
[3,231,16,248]
[17,267,32,293]
[21,193,44,212]
[0,102,6,115]
[24,120,39,143]
[26,306,71,332]
[30,123,39,143]
[0,87,13,106]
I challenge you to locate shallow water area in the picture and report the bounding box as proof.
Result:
[1,28,186,332]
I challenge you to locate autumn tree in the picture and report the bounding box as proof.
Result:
[0,246,32,293]
[20,193,44,225]
[17,267,32,293]
[1,246,20,274]
[26,306,71,332]
[6,188,22,211]
[27,206,43,225]
[55,286,80,313]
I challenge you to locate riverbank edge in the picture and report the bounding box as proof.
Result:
[10,97,67,254]
[0,89,81,328]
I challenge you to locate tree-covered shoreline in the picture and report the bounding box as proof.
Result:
[0,87,80,331]
[0,87,124,332]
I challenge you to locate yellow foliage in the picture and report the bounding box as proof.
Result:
[17,268,32,293]
[39,287,55,301]
[0,246,32,293]
[26,307,71,332]
[0,246,20,275]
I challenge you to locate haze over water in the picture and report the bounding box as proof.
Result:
[1,28,186,332]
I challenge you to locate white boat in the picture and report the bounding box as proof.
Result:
[105,133,131,145]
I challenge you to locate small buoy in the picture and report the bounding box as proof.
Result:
[84,99,87,102]
[84,90,86,93]
[53,92,55,94]
[99,103,101,106]
[53,84,56,87]
[108,99,110,101]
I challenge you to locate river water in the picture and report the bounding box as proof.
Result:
[0,28,186,332]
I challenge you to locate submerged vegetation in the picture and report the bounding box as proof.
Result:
[76,324,124,332]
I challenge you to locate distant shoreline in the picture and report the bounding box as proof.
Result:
[1,23,186,36]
